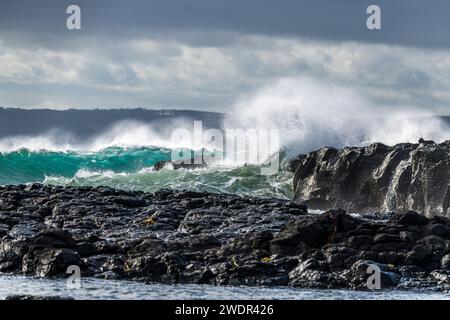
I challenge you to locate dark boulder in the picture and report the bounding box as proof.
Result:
[271,210,357,255]
[291,140,450,217]
[346,260,401,290]
[392,211,429,226]
[22,248,80,277]
[31,229,76,249]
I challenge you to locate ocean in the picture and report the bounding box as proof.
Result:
[1,274,449,300]
[1,107,450,300]
[0,147,293,199]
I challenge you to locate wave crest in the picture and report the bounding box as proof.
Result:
[225,77,450,157]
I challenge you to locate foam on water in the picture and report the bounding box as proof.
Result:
[0,147,293,199]
[1,78,449,156]
[0,77,449,199]
[43,162,294,199]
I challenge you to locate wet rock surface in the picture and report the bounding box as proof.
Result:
[153,154,219,171]
[291,140,450,216]
[1,184,450,291]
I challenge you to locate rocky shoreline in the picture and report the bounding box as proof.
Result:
[291,140,450,216]
[1,184,450,291]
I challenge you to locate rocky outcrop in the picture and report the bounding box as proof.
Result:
[153,157,208,171]
[291,140,450,217]
[153,153,220,171]
[1,184,450,290]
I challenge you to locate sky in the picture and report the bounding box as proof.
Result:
[0,0,450,114]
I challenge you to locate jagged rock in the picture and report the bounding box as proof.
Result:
[393,211,429,226]
[0,184,450,290]
[31,229,76,249]
[441,254,450,269]
[153,154,216,171]
[291,140,450,217]
[22,248,81,277]
[271,209,357,254]
[346,260,401,289]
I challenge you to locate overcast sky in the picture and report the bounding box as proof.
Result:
[0,0,449,114]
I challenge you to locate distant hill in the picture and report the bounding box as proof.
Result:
[0,108,225,139]
[0,107,449,142]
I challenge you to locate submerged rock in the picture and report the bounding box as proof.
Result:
[290,140,450,217]
[0,184,450,291]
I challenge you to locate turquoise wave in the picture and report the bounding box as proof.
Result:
[0,147,172,185]
[0,147,293,199]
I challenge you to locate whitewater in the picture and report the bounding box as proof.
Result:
[1,78,450,199]
[0,147,294,199]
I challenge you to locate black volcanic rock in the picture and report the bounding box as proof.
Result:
[1,184,450,290]
[31,229,76,249]
[153,157,208,171]
[291,140,450,216]
[153,153,221,171]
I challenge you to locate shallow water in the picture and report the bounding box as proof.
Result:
[0,274,448,300]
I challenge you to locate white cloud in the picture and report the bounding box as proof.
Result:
[0,33,449,113]
[0,45,85,84]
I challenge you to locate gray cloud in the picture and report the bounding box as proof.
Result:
[0,1,449,113]
[1,0,450,48]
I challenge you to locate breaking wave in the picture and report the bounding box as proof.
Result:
[0,77,449,199]
[225,77,450,157]
[0,147,293,199]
